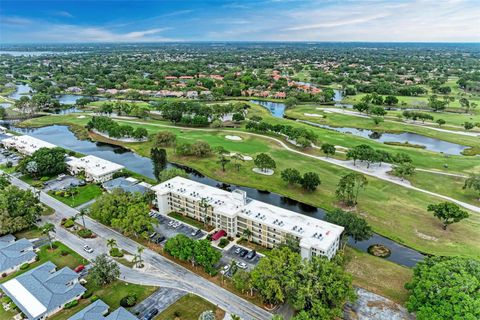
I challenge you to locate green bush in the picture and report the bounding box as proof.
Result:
[31,181,43,188]
[40,176,50,182]
[90,295,99,302]
[109,247,124,257]
[82,291,93,299]
[64,300,79,309]
[78,228,93,238]
[63,219,74,228]
[60,249,69,256]
[20,263,30,270]
[218,238,230,248]
[120,294,137,307]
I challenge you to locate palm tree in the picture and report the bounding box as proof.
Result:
[136,246,145,268]
[231,315,241,320]
[199,197,211,228]
[242,228,252,243]
[77,208,88,229]
[41,223,56,250]
[107,238,117,250]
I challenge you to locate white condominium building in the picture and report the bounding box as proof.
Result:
[1,135,56,155]
[66,155,124,183]
[152,176,344,260]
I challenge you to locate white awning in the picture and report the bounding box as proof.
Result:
[2,279,47,318]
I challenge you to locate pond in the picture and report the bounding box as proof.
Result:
[298,120,468,155]
[9,124,425,267]
[8,83,106,105]
[250,100,286,118]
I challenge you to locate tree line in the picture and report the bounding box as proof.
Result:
[86,116,148,139]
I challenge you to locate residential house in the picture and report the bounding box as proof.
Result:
[0,235,36,276]
[68,299,138,320]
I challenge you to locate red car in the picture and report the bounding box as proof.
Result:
[74,265,85,273]
[211,230,227,241]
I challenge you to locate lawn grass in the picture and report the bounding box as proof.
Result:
[344,247,412,305]
[48,184,103,207]
[0,241,86,284]
[14,226,43,239]
[156,293,225,320]
[168,212,214,231]
[0,164,16,174]
[48,279,157,320]
[16,112,480,258]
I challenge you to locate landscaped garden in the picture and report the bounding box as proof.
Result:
[156,293,225,320]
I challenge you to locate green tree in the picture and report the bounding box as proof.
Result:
[107,238,117,250]
[0,173,10,189]
[463,174,480,200]
[158,168,188,182]
[325,209,372,246]
[151,148,167,180]
[0,185,43,235]
[427,202,469,230]
[232,270,254,296]
[231,153,244,172]
[320,143,336,158]
[300,172,321,191]
[464,121,475,130]
[281,168,302,185]
[17,147,66,178]
[391,162,416,181]
[193,239,222,274]
[405,256,480,320]
[335,173,368,207]
[77,208,88,229]
[435,119,446,127]
[254,153,276,172]
[90,253,120,286]
[384,95,399,106]
[428,95,446,112]
[41,223,55,250]
[154,131,177,147]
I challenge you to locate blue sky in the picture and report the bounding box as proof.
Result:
[1,0,479,43]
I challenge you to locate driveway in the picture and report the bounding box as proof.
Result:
[131,287,186,318]
[153,214,206,243]
[42,175,83,192]
[220,245,261,272]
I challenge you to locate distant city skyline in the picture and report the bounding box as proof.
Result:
[1,0,479,43]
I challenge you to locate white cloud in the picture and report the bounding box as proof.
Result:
[55,11,73,18]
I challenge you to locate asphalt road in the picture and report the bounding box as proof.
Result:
[6,173,272,320]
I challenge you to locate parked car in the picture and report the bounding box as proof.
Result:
[168,221,174,227]
[246,250,256,260]
[191,228,200,236]
[236,262,248,269]
[234,247,242,254]
[74,265,85,273]
[154,236,165,244]
[83,245,94,253]
[239,249,248,257]
[172,221,181,229]
[142,308,159,320]
[220,264,230,275]
[149,231,157,239]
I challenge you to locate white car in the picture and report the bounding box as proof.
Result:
[83,245,94,253]
[236,262,247,269]
[220,264,230,275]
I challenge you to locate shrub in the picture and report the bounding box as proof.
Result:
[90,295,99,302]
[61,217,67,225]
[40,176,50,182]
[64,300,79,309]
[31,181,43,188]
[120,294,137,307]
[20,263,30,270]
[63,219,74,228]
[2,272,7,278]
[109,247,124,257]
[78,228,93,238]
[82,291,93,299]
[60,249,69,256]
[218,238,230,248]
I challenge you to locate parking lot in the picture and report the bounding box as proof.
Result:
[42,174,85,192]
[219,244,262,273]
[0,147,21,166]
[152,213,207,244]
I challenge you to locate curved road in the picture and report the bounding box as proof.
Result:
[5,173,273,320]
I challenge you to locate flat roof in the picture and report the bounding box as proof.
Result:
[153,176,344,251]
[2,278,47,318]
[67,155,124,177]
[2,135,56,153]
[152,176,245,218]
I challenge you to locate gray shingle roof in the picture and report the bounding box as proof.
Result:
[0,238,36,274]
[0,261,86,320]
[102,177,149,195]
[68,299,138,320]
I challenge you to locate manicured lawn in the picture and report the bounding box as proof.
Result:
[344,247,412,304]
[16,112,480,259]
[168,212,213,231]
[156,293,225,320]
[48,184,103,207]
[0,306,17,320]
[48,279,157,320]
[0,164,16,174]
[0,241,86,284]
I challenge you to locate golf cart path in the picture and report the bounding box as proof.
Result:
[112,117,480,214]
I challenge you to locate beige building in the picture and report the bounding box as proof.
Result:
[152,176,343,260]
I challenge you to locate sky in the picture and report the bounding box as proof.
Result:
[0,0,479,43]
